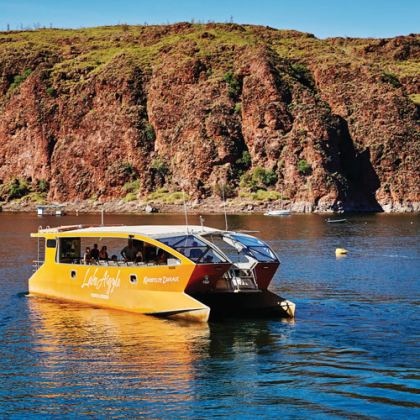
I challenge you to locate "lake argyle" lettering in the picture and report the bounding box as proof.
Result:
[81,267,121,297]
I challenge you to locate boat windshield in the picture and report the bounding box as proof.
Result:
[158,235,227,264]
[227,234,278,262]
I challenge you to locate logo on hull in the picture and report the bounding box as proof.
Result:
[81,267,121,299]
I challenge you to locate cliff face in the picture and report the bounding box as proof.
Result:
[0,24,419,211]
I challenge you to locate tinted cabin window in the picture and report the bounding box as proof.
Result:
[159,235,227,264]
[57,236,179,266]
[229,234,278,262]
[59,238,81,263]
[46,239,56,248]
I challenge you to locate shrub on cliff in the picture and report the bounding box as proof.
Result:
[37,179,49,193]
[151,157,169,186]
[381,72,401,88]
[213,183,236,199]
[297,159,312,176]
[240,167,278,192]
[7,178,30,200]
[121,162,137,180]
[123,192,137,202]
[233,150,252,177]
[9,69,32,92]
[223,71,242,100]
[148,189,190,204]
[145,123,156,142]
[289,63,314,89]
[240,189,281,201]
[123,179,140,194]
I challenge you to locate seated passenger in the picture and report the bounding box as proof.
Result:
[189,244,203,261]
[135,250,143,263]
[121,240,137,262]
[111,255,118,262]
[83,247,92,264]
[99,246,108,261]
[157,250,168,265]
[90,243,100,261]
[204,255,214,263]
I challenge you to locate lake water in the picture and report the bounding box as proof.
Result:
[0,212,419,418]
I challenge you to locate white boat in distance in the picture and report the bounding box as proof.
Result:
[264,210,291,216]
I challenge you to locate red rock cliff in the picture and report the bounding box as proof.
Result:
[0,24,419,211]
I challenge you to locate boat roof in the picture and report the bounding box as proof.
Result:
[35,224,223,238]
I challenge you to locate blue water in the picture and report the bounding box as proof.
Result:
[0,213,419,418]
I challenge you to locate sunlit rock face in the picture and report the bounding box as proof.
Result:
[0,24,418,211]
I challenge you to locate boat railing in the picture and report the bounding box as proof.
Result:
[37,224,124,233]
[32,260,45,272]
[66,259,180,268]
[225,267,259,291]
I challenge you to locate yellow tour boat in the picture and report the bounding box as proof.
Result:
[29,224,295,322]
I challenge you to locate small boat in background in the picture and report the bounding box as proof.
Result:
[37,205,65,216]
[264,209,291,216]
[326,218,347,223]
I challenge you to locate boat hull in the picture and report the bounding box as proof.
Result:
[190,290,295,320]
[29,262,210,322]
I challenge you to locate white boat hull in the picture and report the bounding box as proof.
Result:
[264,210,291,216]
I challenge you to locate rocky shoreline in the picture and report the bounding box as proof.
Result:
[1,198,419,215]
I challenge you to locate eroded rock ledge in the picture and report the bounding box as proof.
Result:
[0,24,419,213]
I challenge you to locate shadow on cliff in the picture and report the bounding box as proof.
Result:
[328,116,383,212]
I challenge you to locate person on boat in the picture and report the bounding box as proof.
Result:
[83,247,92,264]
[121,240,137,262]
[157,249,168,265]
[90,243,100,261]
[189,241,203,261]
[135,249,144,263]
[99,245,108,261]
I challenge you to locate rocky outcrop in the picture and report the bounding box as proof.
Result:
[0,24,418,212]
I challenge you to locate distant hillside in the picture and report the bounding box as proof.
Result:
[0,23,419,212]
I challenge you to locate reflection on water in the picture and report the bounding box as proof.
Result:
[0,212,419,417]
[25,298,208,416]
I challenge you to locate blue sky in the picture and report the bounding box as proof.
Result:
[0,0,418,38]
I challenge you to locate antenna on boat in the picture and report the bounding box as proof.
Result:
[182,188,190,234]
[199,215,204,229]
[222,183,229,231]
[100,208,104,226]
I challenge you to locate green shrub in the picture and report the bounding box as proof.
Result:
[290,63,314,88]
[409,94,420,106]
[121,162,136,179]
[234,102,242,114]
[235,150,251,176]
[151,158,169,176]
[9,69,32,91]
[7,178,30,200]
[123,192,137,202]
[37,179,49,193]
[297,159,312,176]
[240,166,278,191]
[252,189,281,201]
[27,192,47,204]
[123,179,140,194]
[147,190,190,204]
[213,183,235,199]
[46,86,57,97]
[239,189,281,201]
[381,72,401,88]
[145,123,156,142]
[223,70,242,100]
